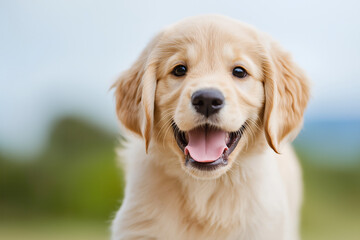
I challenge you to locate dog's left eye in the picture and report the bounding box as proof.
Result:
[172,65,187,77]
[232,66,248,78]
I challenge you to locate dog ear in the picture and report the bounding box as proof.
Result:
[112,33,162,152]
[263,41,310,153]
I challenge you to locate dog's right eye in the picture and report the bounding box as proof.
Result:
[172,65,187,77]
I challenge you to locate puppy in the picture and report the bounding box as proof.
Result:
[111,15,310,240]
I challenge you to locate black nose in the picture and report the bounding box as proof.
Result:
[191,89,225,117]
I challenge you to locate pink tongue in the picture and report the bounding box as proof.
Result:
[184,128,228,163]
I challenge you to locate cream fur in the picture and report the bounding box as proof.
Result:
[111,15,309,240]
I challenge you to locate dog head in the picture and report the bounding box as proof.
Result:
[113,15,310,179]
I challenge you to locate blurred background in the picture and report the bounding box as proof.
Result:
[1,0,359,239]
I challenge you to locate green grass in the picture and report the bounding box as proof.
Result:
[0,219,109,240]
[299,148,360,240]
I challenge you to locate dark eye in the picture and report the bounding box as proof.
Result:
[232,66,248,78]
[172,65,187,77]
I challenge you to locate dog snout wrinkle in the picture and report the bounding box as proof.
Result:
[191,89,225,117]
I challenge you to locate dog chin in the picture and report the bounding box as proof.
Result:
[181,158,234,180]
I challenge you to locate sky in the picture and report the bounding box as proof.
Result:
[1,0,360,157]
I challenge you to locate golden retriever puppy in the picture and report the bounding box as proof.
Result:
[111,15,310,240]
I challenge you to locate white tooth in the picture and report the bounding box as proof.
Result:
[225,133,230,144]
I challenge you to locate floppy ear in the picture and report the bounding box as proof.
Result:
[263,41,310,153]
[113,34,161,152]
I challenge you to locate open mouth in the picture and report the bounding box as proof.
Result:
[172,123,246,171]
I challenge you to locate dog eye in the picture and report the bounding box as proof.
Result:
[232,66,248,78]
[172,65,187,77]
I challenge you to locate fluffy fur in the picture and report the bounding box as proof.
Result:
[111,15,310,240]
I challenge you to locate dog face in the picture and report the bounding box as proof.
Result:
[114,15,309,179]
